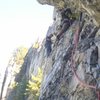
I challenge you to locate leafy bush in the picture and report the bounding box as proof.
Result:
[26,68,43,100]
[15,47,28,65]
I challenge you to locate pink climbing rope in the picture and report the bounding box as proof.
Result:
[70,23,100,100]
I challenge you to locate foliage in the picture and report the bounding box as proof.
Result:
[13,77,28,100]
[6,47,43,100]
[9,81,18,89]
[6,47,28,100]
[13,47,28,75]
[15,47,28,65]
[26,68,43,100]
[10,68,43,100]
[33,40,40,49]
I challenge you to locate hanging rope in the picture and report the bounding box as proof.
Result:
[97,91,100,100]
[70,1,100,98]
[70,19,100,100]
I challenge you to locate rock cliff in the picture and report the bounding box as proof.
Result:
[36,0,100,100]
[1,0,100,100]
[37,0,100,25]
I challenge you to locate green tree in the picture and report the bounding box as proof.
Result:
[13,77,27,100]
[15,47,28,65]
[26,68,43,100]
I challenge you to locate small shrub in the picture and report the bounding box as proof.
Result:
[26,68,43,100]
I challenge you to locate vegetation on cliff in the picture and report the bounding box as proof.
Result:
[26,68,43,100]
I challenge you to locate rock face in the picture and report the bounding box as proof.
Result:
[36,1,100,100]
[37,0,100,25]
[1,0,100,100]
[38,20,100,100]
[39,26,100,100]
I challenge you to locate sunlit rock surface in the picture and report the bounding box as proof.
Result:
[37,0,100,25]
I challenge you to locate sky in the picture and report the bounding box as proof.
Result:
[0,0,53,71]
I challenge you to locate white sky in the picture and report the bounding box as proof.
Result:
[0,0,53,71]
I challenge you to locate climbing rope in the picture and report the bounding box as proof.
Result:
[71,20,100,100]
[71,0,100,96]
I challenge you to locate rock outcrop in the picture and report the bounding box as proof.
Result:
[37,0,100,25]
[36,0,100,100]
[39,23,100,100]
[1,0,100,100]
